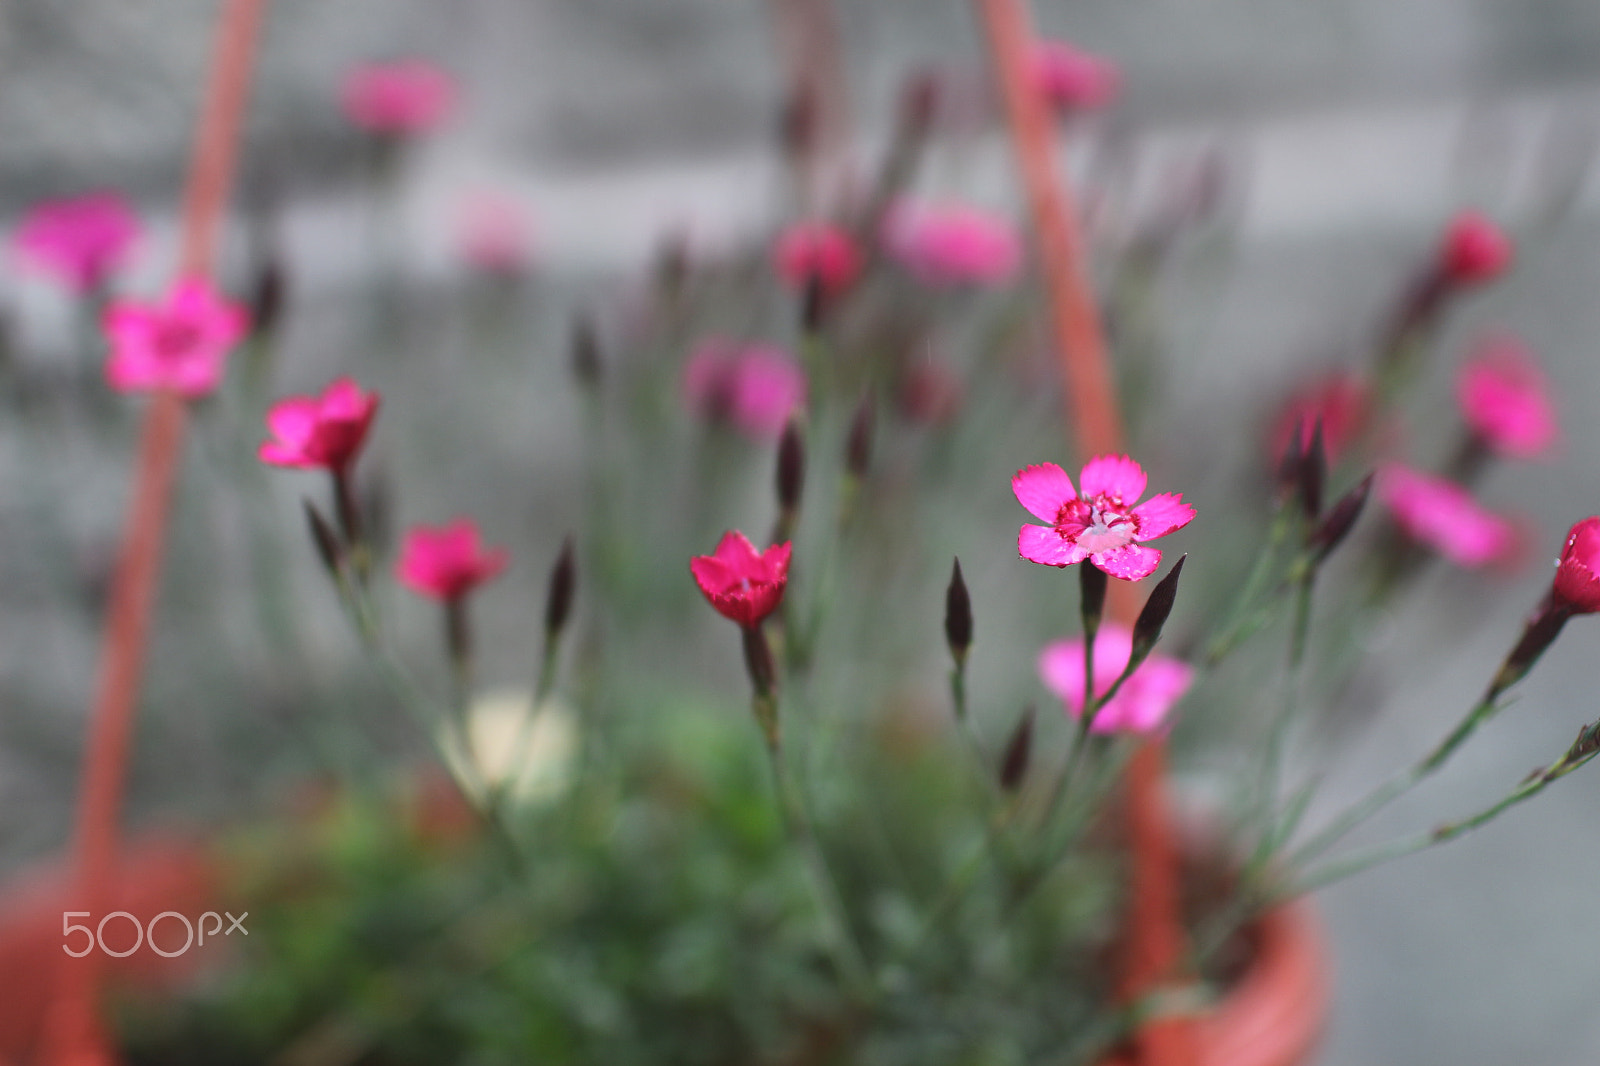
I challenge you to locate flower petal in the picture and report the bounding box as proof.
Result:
[1078,454,1147,504]
[1132,493,1195,541]
[1019,524,1089,567]
[712,530,763,570]
[1091,544,1161,580]
[1012,463,1076,522]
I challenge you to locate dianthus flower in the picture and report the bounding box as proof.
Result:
[884,202,1021,287]
[259,377,380,472]
[457,192,534,275]
[1456,335,1557,459]
[1378,464,1513,567]
[1013,455,1195,580]
[1553,517,1600,614]
[13,191,139,293]
[1438,210,1512,285]
[1269,372,1368,467]
[690,531,791,629]
[773,222,862,298]
[103,278,248,398]
[683,340,807,440]
[341,59,456,135]
[1039,623,1192,734]
[1032,39,1120,111]
[397,519,509,601]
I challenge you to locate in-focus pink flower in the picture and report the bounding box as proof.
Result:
[1554,516,1600,614]
[1378,463,1513,567]
[1032,40,1120,111]
[341,59,456,135]
[1039,623,1192,735]
[1456,335,1557,459]
[457,193,534,275]
[259,377,381,472]
[690,531,791,628]
[1269,373,1368,467]
[13,191,140,293]
[1013,455,1195,580]
[397,518,509,601]
[103,278,248,398]
[1438,210,1512,285]
[884,202,1021,287]
[683,340,807,440]
[773,222,862,298]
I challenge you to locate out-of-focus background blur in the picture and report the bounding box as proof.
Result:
[5,1,1600,1063]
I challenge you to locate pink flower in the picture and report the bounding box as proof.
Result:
[1039,624,1192,735]
[103,278,248,398]
[1013,455,1195,580]
[341,59,456,135]
[1269,373,1368,467]
[396,518,509,601]
[773,222,862,297]
[13,191,140,293]
[1032,40,1120,111]
[690,531,792,628]
[258,377,381,472]
[898,357,964,425]
[1438,210,1511,285]
[1456,335,1557,459]
[457,193,534,275]
[1554,516,1600,614]
[884,202,1021,287]
[1378,464,1514,567]
[683,340,807,440]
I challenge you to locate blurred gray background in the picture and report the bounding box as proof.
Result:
[5,1,1600,1064]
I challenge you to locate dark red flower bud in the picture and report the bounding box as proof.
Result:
[1439,210,1512,286]
[544,535,577,635]
[945,558,972,664]
[999,706,1035,792]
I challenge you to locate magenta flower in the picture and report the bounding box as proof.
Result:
[1039,624,1192,735]
[1013,455,1195,580]
[1269,372,1368,467]
[13,191,140,293]
[883,202,1021,287]
[690,531,791,628]
[396,518,509,601]
[1456,335,1557,459]
[1438,210,1512,285]
[1378,464,1513,567]
[259,377,381,472]
[457,192,535,275]
[103,278,248,398]
[1032,39,1120,112]
[683,340,807,440]
[773,222,862,298]
[341,59,456,135]
[1554,516,1600,614]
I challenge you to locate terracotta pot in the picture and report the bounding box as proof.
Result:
[1100,898,1328,1066]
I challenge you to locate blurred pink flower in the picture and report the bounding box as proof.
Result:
[259,377,381,472]
[884,202,1021,287]
[103,278,248,398]
[1039,623,1192,735]
[1032,39,1120,111]
[1554,516,1600,614]
[1438,210,1511,285]
[457,193,535,275]
[13,191,139,293]
[1456,335,1557,459]
[1379,463,1513,567]
[341,59,456,135]
[683,340,806,440]
[397,518,508,601]
[690,531,791,628]
[773,222,862,297]
[1013,455,1195,580]
[1268,372,1368,467]
[899,357,964,425]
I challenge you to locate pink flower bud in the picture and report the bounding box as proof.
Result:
[1456,335,1557,459]
[1553,517,1600,614]
[12,191,140,293]
[690,531,791,629]
[341,59,456,135]
[1031,39,1121,112]
[773,222,862,298]
[103,278,248,398]
[259,377,380,472]
[1378,463,1513,568]
[883,201,1021,287]
[1039,624,1192,735]
[1438,210,1512,285]
[397,518,508,601]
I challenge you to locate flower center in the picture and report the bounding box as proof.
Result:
[1058,496,1136,553]
[152,318,202,362]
